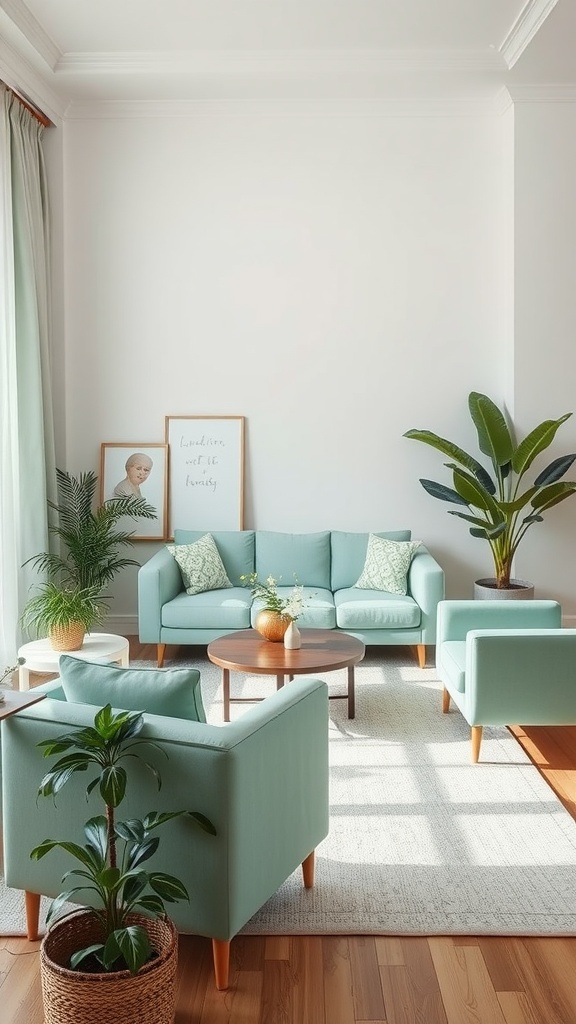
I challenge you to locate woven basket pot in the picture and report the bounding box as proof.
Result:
[255,610,292,642]
[49,622,86,651]
[40,911,178,1024]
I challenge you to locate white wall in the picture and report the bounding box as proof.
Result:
[512,100,576,616]
[42,101,576,628]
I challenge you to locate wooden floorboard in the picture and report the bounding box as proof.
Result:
[3,638,576,1022]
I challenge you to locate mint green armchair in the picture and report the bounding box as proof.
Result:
[1,676,329,989]
[436,599,573,762]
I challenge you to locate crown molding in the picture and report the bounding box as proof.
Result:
[63,96,499,121]
[0,34,65,122]
[55,47,504,77]
[499,0,560,69]
[0,0,60,69]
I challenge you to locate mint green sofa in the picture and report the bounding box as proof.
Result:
[138,529,445,668]
[1,675,329,989]
[436,599,574,762]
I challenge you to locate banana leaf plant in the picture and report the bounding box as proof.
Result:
[404,391,576,589]
[31,704,216,975]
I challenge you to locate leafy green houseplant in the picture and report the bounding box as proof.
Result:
[404,391,576,590]
[21,469,156,645]
[32,703,215,977]
[20,583,105,646]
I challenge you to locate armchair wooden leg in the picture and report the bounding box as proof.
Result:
[25,891,41,941]
[157,643,166,668]
[301,850,315,889]
[442,687,450,713]
[416,644,426,669]
[471,726,483,764]
[212,938,230,990]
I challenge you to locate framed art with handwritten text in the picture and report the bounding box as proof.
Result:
[165,416,245,538]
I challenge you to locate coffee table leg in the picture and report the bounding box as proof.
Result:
[348,666,355,719]
[222,669,230,722]
[276,674,285,690]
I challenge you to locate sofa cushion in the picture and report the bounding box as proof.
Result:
[167,533,232,595]
[162,588,252,630]
[58,655,206,721]
[334,589,421,630]
[354,535,421,596]
[174,529,255,588]
[255,531,331,589]
[330,530,412,591]
[438,641,467,693]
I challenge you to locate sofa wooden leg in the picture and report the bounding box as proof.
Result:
[25,891,41,941]
[442,688,450,713]
[471,726,483,763]
[416,644,426,669]
[157,643,166,668]
[212,938,230,990]
[301,850,315,889]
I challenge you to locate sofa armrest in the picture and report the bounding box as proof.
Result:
[407,546,445,643]
[436,599,562,646]
[138,546,182,643]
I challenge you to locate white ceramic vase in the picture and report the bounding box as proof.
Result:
[284,620,301,649]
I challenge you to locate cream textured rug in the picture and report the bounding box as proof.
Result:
[3,649,576,936]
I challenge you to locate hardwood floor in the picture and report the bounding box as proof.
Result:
[2,640,576,1023]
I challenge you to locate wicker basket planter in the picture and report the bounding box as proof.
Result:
[40,911,178,1024]
[49,621,86,651]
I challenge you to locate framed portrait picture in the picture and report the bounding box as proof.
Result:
[165,416,245,538]
[99,443,168,541]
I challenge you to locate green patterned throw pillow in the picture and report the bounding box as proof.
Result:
[353,535,421,595]
[167,532,232,595]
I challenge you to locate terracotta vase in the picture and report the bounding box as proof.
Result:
[255,610,292,642]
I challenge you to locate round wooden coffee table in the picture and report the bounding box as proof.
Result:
[207,628,365,721]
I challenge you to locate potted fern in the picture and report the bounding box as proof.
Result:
[21,469,156,649]
[404,391,576,594]
[32,703,215,1024]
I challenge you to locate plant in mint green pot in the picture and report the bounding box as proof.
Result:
[404,391,576,596]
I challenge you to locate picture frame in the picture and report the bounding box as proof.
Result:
[165,415,245,538]
[99,443,169,541]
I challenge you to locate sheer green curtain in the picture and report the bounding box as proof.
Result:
[0,84,56,666]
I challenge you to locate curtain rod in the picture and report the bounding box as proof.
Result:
[2,81,53,127]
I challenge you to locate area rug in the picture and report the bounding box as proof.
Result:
[3,649,576,936]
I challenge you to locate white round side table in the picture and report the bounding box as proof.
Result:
[17,633,130,691]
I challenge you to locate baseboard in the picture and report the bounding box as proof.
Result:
[103,614,138,636]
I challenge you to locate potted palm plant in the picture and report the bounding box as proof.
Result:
[21,468,156,649]
[32,702,215,1024]
[404,391,576,594]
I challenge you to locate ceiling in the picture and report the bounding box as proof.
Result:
[0,0,574,114]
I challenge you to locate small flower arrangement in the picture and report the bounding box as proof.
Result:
[240,573,307,621]
[0,657,25,687]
